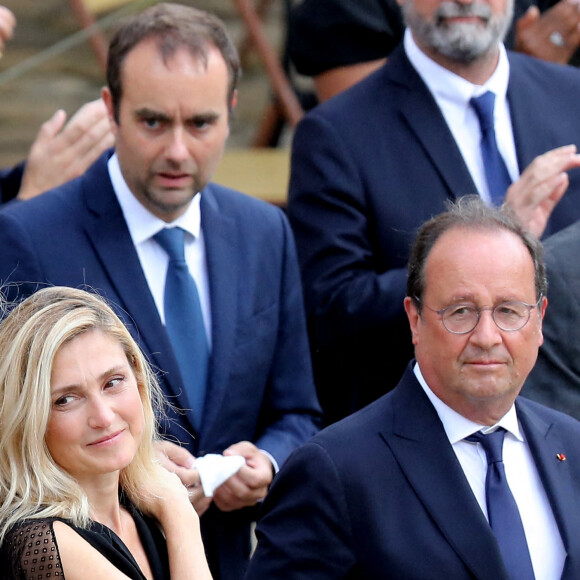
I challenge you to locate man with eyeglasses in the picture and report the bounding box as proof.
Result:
[287,0,580,430]
[245,196,580,579]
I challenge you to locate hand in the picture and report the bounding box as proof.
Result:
[135,464,213,580]
[137,465,197,522]
[212,441,274,512]
[515,0,580,64]
[505,144,580,237]
[155,440,212,516]
[17,98,115,200]
[0,6,15,54]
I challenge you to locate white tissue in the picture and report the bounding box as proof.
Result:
[193,454,246,497]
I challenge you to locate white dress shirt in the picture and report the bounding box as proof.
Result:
[404,30,519,205]
[413,363,565,579]
[108,153,212,347]
[109,155,279,470]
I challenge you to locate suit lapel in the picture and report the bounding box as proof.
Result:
[198,187,238,439]
[380,369,507,580]
[81,156,187,415]
[506,51,565,178]
[385,47,478,201]
[517,399,580,576]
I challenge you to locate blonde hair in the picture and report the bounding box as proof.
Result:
[0,287,167,541]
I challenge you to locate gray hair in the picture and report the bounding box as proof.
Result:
[407,196,546,311]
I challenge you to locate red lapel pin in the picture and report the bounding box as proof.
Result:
[556,453,567,462]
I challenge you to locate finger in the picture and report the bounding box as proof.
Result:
[55,99,110,148]
[193,494,212,516]
[163,462,201,489]
[213,477,264,511]
[223,440,258,459]
[218,472,249,496]
[57,116,115,174]
[0,6,16,48]
[566,19,580,48]
[155,440,196,468]
[212,485,246,512]
[542,172,569,206]
[517,5,540,31]
[35,110,68,143]
[519,145,578,186]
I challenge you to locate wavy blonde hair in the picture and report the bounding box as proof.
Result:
[0,287,167,541]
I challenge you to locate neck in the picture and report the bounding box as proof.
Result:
[458,398,515,426]
[79,472,124,533]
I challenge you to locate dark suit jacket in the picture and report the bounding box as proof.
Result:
[246,365,580,579]
[0,161,24,204]
[287,44,580,424]
[0,150,321,580]
[522,220,580,419]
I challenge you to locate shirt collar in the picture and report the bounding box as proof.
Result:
[403,28,510,106]
[108,153,202,244]
[413,362,523,444]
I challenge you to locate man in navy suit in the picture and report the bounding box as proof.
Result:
[245,197,580,579]
[287,0,580,425]
[0,4,320,579]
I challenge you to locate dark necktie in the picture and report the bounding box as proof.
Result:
[466,428,535,580]
[470,91,512,206]
[154,227,209,431]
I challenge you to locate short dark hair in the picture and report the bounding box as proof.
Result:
[106,2,241,122]
[407,196,547,311]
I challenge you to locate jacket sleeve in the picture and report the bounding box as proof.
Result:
[254,209,322,466]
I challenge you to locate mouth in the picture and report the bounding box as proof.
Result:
[156,172,193,189]
[88,429,125,446]
[436,3,491,26]
[464,360,505,369]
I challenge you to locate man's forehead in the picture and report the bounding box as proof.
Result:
[123,39,210,75]
[424,227,535,290]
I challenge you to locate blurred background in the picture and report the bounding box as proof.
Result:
[0,0,302,172]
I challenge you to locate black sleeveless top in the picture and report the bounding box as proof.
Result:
[0,503,170,579]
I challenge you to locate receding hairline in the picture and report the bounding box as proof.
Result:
[422,224,539,287]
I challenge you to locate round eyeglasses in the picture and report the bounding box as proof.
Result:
[415,297,543,334]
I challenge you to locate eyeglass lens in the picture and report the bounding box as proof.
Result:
[442,301,533,333]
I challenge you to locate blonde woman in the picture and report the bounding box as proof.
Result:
[0,287,212,579]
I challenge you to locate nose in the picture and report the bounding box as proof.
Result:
[87,395,115,429]
[166,127,189,163]
[468,309,503,349]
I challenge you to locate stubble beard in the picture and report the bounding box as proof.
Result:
[402,0,514,63]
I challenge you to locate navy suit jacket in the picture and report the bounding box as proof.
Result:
[246,365,580,579]
[287,45,580,425]
[0,162,24,204]
[0,150,321,580]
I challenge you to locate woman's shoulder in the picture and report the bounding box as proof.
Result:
[1,518,64,579]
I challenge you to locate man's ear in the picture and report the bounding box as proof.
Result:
[404,296,420,345]
[101,87,118,132]
[537,295,548,347]
[230,89,238,111]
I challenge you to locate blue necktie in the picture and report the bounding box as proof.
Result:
[154,227,209,431]
[466,429,535,580]
[470,91,512,206]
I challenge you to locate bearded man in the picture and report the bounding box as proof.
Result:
[285,0,580,426]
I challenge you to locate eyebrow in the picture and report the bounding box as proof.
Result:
[447,295,524,305]
[51,364,128,396]
[134,107,170,122]
[134,108,221,124]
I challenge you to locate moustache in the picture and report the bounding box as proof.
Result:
[436,1,493,21]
